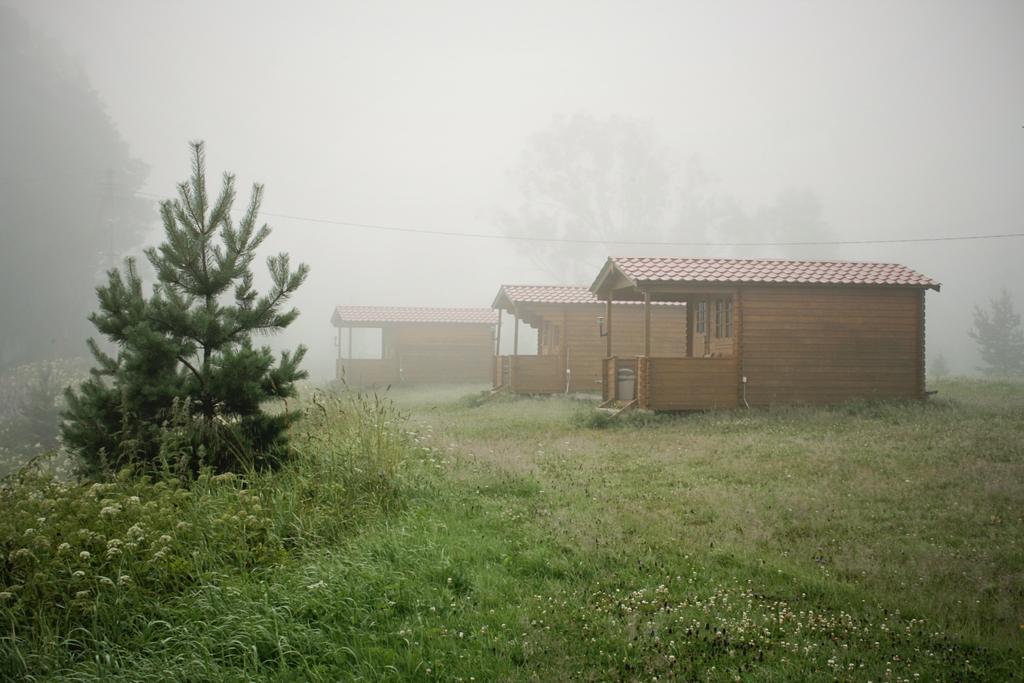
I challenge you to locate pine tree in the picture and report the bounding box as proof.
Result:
[63,142,309,476]
[968,288,1024,377]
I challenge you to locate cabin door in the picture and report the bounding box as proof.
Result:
[541,321,562,356]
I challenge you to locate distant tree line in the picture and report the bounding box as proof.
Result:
[0,7,152,369]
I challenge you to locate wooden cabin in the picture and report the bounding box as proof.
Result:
[590,256,940,410]
[331,306,497,386]
[492,285,686,394]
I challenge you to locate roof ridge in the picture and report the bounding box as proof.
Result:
[603,255,938,290]
[612,255,901,267]
[331,305,498,325]
[500,283,590,289]
[334,304,493,310]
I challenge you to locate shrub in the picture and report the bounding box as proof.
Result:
[571,406,614,429]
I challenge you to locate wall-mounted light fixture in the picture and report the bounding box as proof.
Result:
[597,315,607,337]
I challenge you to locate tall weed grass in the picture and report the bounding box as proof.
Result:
[0,390,414,678]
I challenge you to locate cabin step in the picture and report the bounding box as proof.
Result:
[595,399,640,417]
[612,399,639,417]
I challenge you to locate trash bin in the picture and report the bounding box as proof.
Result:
[616,367,635,401]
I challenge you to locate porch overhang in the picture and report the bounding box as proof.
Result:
[591,259,740,302]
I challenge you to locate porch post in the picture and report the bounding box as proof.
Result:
[643,291,651,357]
[513,308,519,356]
[345,326,353,384]
[495,310,502,356]
[561,306,570,393]
[336,325,342,381]
[685,297,694,358]
[605,298,613,358]
[512,308,520,393]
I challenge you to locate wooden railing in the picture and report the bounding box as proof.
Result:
[494,355,512,388]
[603,356,738,409]
[336,358,400,387]
[644,357,738,410]
[496,355,564,394]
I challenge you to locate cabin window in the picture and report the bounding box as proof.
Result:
[542,321,550,347]
[552,324,561,347]
[724,300,734,337]
[695,301,706,334]
[714,300,724,337]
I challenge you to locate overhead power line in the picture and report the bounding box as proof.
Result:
[129,189,1024,248]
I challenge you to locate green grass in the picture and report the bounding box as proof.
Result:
[3,379,1023,680]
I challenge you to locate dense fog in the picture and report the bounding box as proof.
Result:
[3,0,1022,380]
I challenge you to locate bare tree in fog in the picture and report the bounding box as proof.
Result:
[969,288,1024,376]
[929,352,950,380]
[497,113,839,282]
[0,7,152,369]
[726,189,838,260]
[496,113,721,282]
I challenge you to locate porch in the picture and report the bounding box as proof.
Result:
[591,263,742,411]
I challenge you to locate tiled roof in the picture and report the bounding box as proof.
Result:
[608,257,939,289]
[331,306,498,326]
[498,285,601,305]
[496,284,685,307]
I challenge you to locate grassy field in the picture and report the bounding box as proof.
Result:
[3,379,1022,680]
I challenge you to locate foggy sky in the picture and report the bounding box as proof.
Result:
[7,0,1023,379]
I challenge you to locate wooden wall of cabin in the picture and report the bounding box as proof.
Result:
[391,323,494,383]
[525,303,687,392]
[740,285,925,405]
